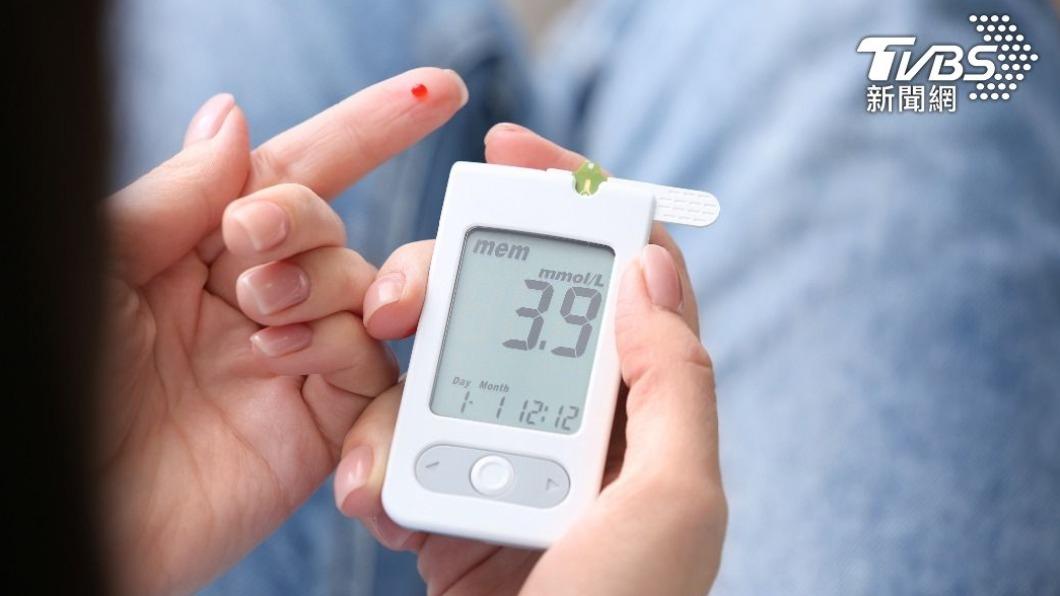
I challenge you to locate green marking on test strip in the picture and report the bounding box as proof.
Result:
[573,161,608,195]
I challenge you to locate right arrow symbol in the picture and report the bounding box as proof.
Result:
[546,478,559,491]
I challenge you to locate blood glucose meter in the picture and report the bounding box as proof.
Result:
[382,161,719,547]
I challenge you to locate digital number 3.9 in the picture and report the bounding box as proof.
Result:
[502,280,602,358]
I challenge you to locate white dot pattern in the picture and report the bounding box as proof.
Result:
[967,14,1035,103]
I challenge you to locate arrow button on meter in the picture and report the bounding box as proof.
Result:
[414,445,570,507]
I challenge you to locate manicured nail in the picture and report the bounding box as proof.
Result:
[334,445,373,514]
[229,201,289,252]
[238,262,310,314]
[641,244,683,311]
[373,512,416,551]
[484,122,527,145]
[445,69,469,107]
[184,93,235,146]
[363,272,405,324]
[250,324,312,357]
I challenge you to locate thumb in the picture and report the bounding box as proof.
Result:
[615,244,721,486]
[519,245,724,596]
[107,95,250,285]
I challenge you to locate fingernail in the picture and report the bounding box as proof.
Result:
[484,122,527,145]
[445,69,469,108]
[250,324,312,357]
[229,201,289,252]
[334,445,373,514]
[238,262,310,314]
[184,93,235,146]
[641,244,683,311]
[363,272,405,324]
[374,512,416,551]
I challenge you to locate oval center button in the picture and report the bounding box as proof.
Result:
[470,455,514,496]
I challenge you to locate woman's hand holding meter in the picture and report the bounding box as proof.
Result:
[99,68,468,594]
[335,125,727,595]
[97,61,723,594]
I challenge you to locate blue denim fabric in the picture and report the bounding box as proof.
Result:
[110,0,1060,594]
[536,0,1060,593]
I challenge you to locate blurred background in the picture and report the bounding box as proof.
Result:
[107,0,1060,594]
[503,0,571,47]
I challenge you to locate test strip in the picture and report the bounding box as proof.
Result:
[650,186,720,227]
[548,166,721,228]
[614,179,720,227]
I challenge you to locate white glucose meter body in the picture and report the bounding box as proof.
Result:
[382,161,718,548]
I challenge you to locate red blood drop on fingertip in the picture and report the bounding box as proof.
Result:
[411,84,428,99]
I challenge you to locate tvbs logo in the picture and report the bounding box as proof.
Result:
[857,37,999,82]
[857,14,1038,112]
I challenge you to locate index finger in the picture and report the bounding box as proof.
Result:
[205,68,467,303]
[245,67,468,199]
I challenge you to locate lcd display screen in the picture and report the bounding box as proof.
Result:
[429,228,615,434]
